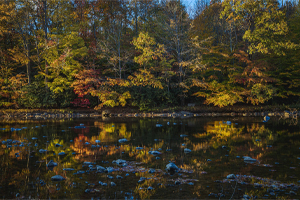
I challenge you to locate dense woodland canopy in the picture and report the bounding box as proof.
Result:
[0,0,299,110]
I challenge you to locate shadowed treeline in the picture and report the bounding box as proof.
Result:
[0,0,300,111]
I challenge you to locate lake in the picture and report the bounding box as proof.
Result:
[0,116,299,199]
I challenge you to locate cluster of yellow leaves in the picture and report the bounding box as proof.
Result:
[94,91,131,110]
[127,69,163,89]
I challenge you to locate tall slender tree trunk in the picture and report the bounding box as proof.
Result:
[134,0,138,36]
[43,0,48,84]
[26,41,31,84]
[118,21,122,79]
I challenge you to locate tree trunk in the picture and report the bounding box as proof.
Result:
[26,41,31,85]
[44,0,48,84]
[134,0,138,36]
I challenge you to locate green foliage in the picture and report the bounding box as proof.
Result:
[95,90,131,110]
[193,80,244,107]
[45,32,87,94]
[248,83,276,105]
[221,0,297,56]
[19,82,56,108]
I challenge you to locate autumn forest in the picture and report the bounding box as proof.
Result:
[1,0,300,111]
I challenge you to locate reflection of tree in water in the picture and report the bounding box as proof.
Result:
[94,122,132,142]
[70,134,99,160]
[206,121,244,137]
[247,124,277,147]
[134,172,164,199]
[199,121,245,150]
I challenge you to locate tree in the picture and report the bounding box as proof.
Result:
[97,0,132,79]
[221,0,297,56]
[154,0,192,105]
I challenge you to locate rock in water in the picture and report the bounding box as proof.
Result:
[116,175,123,179]
[243,156,257,163]
[110,182,116,186]
[47,160,58,168]
[148,168,156,173]
[58,152,66,156]
[243,194,251,199]
[264,116,270,121]
[74,126,86,129]
[97,166,106,172]
[147,186,154,190]
[166,162,180,175]
[112,159,126,165]
[118,138,128,143]
[180,134,188,137]
[83,161,93,165]
[148,151,162,156]
[105,167,114,173]
[226,174,236,179]
[63,168,74,171]
[107,175,114,179]
[51,175,65,181]
[55,143,61,147]
[39,149,47,153]
[184,148,192,153]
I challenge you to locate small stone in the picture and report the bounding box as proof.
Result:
[116,175,123,179]
[47,160,58,168]
[39,149,47,153]
[112,159,126,165]
[63,168,74,171]
[55,143,61,147]
[118,138,128,143]
[83,162,93,165]
[226,174,236,179]
[243,156,257,163]
[166,162,180,174]
[149,151,161,156]
[58,152,66,156]
[107,175,114,179]
[51,175,65,181]
[175,181,181,185]
[184,148,192,153]
[147,186,154,190]
[180,134,188,137]
[110,182,116,186]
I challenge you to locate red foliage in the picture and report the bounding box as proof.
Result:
[71,98,90,108]
[71,69,102,97]
[71,69,103,107]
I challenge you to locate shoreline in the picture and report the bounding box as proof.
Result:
[0,107,298,119]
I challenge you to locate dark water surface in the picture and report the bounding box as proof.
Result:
[1,117,300,199]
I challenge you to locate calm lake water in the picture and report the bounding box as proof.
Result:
[0,116,300,199]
